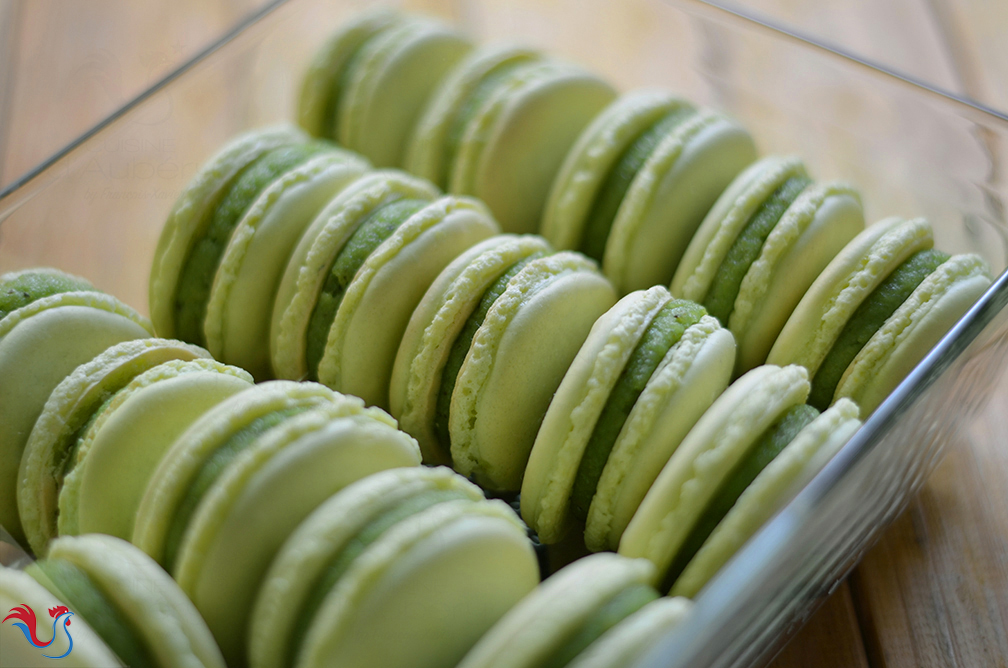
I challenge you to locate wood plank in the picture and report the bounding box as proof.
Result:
[0,0,23,185]
[768,583,871,668]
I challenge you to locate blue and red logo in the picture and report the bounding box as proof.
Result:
[3,604,75,659]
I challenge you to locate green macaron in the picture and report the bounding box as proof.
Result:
[423,55,615,233]
[1,565,122,667]
[521,286,736,551]
[671,155,865,374]
[132,381,421,667]
[249,466,539,668]
[271,170,500,408]
[390,235,617,490]
[767,217,991,413]
[18,337,201,557]
[564,597,693,668]
[27,534,226,668]
[456,552,678,668]
[541,89,758,293]
[57,358,254,542]
[300,12,473,167]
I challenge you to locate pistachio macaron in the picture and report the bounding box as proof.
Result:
[17,337,203,556]
[0,269,152,548]
[541,89,758,293]
[58,358,254,542]
[132,381,421,667]
[271,170,499,408]
[671,155,865,374]
[456,553,685,668]
[249,466,539,668]
[26,534,226,668]
[299,11,473,167]
[390,235,617,490]
[767,217,992,413]
[521,286,736,551]
[1,565,122,666]
[410,47,616,233]
[619,365,858,593]
[149,126,368,378]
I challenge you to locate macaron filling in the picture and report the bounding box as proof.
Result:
[32,559,155,668]
[162,405,313,571]
[579,105,697,262]
[809,248,950,410]
[0,272,95,321]
[433,252,548,450]
[570,299,707,521]
[287,488,473,666]
[661,403,819,591]
[443,59,540,185]
[702,175,813,325]
[304,198,429,377]
[173,141,329,344]
[59,395,114,481]
[538,583,660,668]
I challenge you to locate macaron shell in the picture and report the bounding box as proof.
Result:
[450,253,618,491]
[1,566,123,667]
[48,534,226,668]
[669,399,861,598]
[541,90,684,251]
[174,408,420,667]
[834,254,991,413]
[389,234,552,464]
[605,111,758,293]
[405,44,541,187]
[566,597,693,668]
[63,360,253,541]
[587,319,736,552]
[149,125,306,338]
[618,364,810,576]
[521,286,670,544]
[249,466,484,668]
[18,338,207,556]
[297,9,402,137]
[0,293,152,548]
[317,197,498,408]
[671,156,807,303]
[298,500,537,668]
[465,66,616,233]
[203,153,367,380]
[766,217,933,374]
[271,170,438,381]
[338,20,473,167]
[131,381,339,565]
[730,182,864,373]
[456,553,655,668]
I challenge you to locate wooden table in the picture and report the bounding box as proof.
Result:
[2,2,1006,666]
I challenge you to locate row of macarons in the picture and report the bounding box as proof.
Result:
[0,278,700,668]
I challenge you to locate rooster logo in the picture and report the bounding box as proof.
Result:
[3,604,75,659]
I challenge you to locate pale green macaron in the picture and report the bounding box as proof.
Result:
[26,534,226,668]
[409,48,616,233]
[390,235,617,490]
[57,358,254,542]
[767,217,991,413]
[0,270,152,548]
[249,466,539,668]
[149,126,368,378]
[565,597,692,668]
[456,552,686,668]
[132,381,421,667]
[671,155,864,375]
[619,365,858,593]
[17,337,201,557]
[299,11,473,167]
[541,89,758,293]
[271,169,499,409]
[1,565,122,667]
[521,286,736,551]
